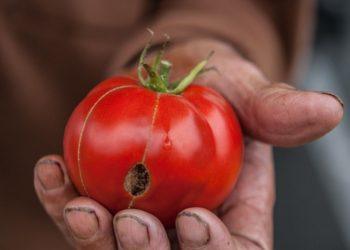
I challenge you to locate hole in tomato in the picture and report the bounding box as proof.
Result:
[124,163,150,196]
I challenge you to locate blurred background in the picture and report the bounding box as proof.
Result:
[275,0,349,249]
[0,0,349,249]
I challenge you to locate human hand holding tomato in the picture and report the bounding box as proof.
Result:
[34,38,343,249]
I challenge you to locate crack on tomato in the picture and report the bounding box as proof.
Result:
[124,163,150,196]
[128,197,135,208]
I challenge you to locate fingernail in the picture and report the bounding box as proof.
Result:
[176,212,210,247]
[36,159,64,190]
[64,207,99,239]
[114,214,149,249]
[319,91,344,108]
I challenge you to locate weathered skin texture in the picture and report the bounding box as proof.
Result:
[33,39,343,250]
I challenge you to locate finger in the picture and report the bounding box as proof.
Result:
[63,197,116,250]
[113,209,170,250]
[176,208,236,250]
[241,82,344,146]
[219,140,275,249]
[34,155,78,235]
[164,40,344,146]
[209,56,344,147]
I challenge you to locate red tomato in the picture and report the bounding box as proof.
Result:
[63,76,243,227]
[63,41,243,226]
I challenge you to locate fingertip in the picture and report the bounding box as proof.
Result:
[318,91,344,108]
[176,208,234,250]
[249,84,344,146]
[288,90,344,142]
[176,209,210,248]
[315,91,344,130]
[113,209,170,250]
[35,155,66,191]
[64,197,116,249]
[64,197,113,227]
[34,155,79,234]
[64,206,99,240]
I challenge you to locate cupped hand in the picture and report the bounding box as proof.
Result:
[34,39,343,249]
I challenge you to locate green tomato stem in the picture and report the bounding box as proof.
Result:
[137,31,214,94]
[159,60,172,86]
[137,30,154,88]
[168,51,213,94]
[152,34,170,72]
[142,64,168,92]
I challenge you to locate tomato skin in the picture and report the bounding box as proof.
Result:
[63,76,243,227]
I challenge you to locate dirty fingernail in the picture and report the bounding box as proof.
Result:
[64,207,99,239]
[176,212,210,247]
[36,159,64,190]
[114,214,149,249]
[320,91,344,108]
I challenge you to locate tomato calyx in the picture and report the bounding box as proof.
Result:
[137,30,214,94]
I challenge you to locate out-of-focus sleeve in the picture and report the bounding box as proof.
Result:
[109,0,314,81]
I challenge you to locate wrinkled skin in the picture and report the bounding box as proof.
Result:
[34,39,343,249]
